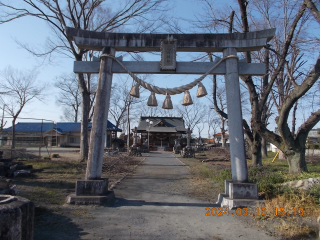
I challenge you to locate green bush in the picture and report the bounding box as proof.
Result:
[248,166,284,197]
[213,168,232,190]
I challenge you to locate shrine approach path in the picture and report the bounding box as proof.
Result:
[36,151,279,240]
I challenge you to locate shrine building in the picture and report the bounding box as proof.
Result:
[135,116,187,151]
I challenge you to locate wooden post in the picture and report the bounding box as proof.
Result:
[86,47,115,180]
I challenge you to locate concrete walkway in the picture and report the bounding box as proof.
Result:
[36,152,278,240]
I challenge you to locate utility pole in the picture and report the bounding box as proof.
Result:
[0,105,7,146]
[127,96,131,153]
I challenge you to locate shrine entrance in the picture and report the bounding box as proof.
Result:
[66,27,275,208]
[135,116,187,151]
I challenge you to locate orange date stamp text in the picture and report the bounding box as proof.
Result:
[205,207,304,216]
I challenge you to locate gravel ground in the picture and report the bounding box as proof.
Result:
[33,151,279,240]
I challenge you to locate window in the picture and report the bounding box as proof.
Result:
[16,137,41,143]
[69,137,80,144]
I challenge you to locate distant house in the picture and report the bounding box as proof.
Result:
[308,129,320,144]
[0,121,122,148]
[267,128,320,152]
[213,133,229,144]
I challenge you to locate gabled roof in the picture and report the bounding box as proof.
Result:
[3,121,122,133]
[214,133,229,137]
[106,121,122,132]
[3,122,54,132]
[136,116,187,132]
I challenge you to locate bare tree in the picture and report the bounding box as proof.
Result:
[237,0,320,173]
[0,0,168,160]
[196,0,319,170]
[138,101,178,118]
[195,121,205,139]
[55,73,81,122]
[109,76,147,130]
[196,4,265,163]
[197,0,319,171]
[54,73,97,122]
[176,96,207,131]
[0,66,45,149]
[206,109,220,142]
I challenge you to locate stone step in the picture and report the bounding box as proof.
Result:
[217,194,264,209]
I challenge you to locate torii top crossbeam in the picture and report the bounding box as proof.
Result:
[66,27,275,52]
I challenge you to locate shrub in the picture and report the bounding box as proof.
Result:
[214,168,232,190]
[248,166,284,197]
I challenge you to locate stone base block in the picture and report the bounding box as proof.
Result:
[76,178,109,196]
[67,191,115,205]
[67,178,115,205]
[225,180,258,199]
[217,194,264,209]
[0,195,34,240]
[216,180,261,209]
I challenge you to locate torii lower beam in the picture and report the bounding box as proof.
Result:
[74,60,266,76]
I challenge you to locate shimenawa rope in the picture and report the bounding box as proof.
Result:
[100,54,239,95]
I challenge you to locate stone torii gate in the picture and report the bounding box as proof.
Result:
[66,27,275,207]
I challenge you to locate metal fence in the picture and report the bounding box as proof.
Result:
[0,117,56,158]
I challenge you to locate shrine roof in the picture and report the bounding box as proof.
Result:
[148,127,177,133]
[136,116,187,133]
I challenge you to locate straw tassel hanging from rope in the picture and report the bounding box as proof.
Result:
[129,83,140,98]
[182,90,193,106]
[162,93,173,109]
[147,92,158,107]
[196,82,207,98]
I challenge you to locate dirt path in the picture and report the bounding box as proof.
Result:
[32,152,279,240]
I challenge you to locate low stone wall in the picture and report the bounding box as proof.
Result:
[306,149,320,156]
[282,178,320,190]
[267,146,320,156]
[0,195,34,240]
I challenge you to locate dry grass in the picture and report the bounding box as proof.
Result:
[102,153,140,174]
[199,148,230,162]
[5,151,142,215]
[1,148,40,159]
[178,151,231,202]
[178,150,320,239]
[263,192,320,219]
[276,219,317,239]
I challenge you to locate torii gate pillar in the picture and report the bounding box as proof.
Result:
[67,47,116,205]
[217,48,260,208]
[223,48,248,182]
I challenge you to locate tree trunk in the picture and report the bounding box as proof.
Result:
[221,119,226,148]
[279,151,286,160]
[287,150,308,173]
[251,133,262,166]
[291,101,298,135]
[79,71,90,161]
[75,106,78,122]
[127,99,131,152]
[11,118,16,149]
[261,137,268,157]
[221,133,226,148]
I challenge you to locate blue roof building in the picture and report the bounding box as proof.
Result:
[1,121,122,148]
